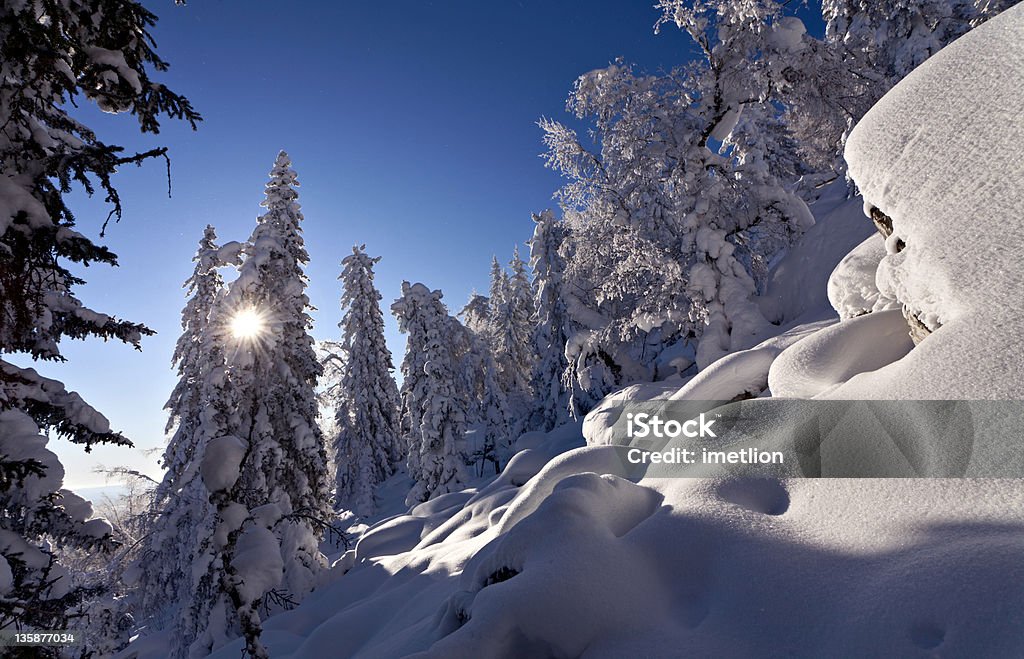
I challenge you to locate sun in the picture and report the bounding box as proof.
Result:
[230,308,266,340]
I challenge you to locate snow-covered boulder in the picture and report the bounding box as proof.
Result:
[827,234,897,320]
[840,2,1024,397]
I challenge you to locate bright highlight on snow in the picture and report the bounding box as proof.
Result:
[229,308,266,341]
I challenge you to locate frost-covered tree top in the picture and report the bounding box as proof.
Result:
[459,293,492,337]
[541,35,812,376]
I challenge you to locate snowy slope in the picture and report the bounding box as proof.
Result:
[120,6,1024,658]
[192,431,1024,658]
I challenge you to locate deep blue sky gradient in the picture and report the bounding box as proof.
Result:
[41,1,742,486]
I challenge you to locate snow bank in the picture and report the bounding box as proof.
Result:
[841,2,1024,397]
[759,186,875,326]
[768,309,914,398]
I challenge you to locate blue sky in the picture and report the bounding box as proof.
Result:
[43,1,707,487]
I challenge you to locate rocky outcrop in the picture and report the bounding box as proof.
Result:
[868,206,934,344]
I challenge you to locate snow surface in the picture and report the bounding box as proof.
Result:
[758,184,875,327]
[190,423,1024,658]
[768,309,914,398]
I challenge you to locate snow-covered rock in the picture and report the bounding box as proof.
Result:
[841,2,1024,398]
[827,234,897,319]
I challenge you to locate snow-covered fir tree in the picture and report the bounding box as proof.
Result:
[0,0,197,643]
[392,282,470,504]
[486,248,536,419]
[181,152,330,659]
[159,227,229,499]
[453,309,512,474]
[487,256,510,325]
[131,225,239,632]
[528,210,573,430]
[466,337,512,474]
[506,246,538,389]
[458,292,515,471]
[332,245,402,516]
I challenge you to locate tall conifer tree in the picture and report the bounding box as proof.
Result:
[333,245,402,516]
[183,152,329,659]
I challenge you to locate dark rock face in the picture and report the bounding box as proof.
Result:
[870,207,895,238]
[870,207,933,343]
[904,306,933,344]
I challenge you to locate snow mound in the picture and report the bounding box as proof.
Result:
[827,234,896,319]
[842,3,1024,397]
[759,187,875,326]
[768,309,914,398]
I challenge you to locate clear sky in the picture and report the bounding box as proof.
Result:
[41,0,708,488]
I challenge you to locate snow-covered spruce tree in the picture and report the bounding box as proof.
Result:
[392,283,470,504]
[528,210,573,431]
[466,335,512,475]
[182,152,330,659]
[486,249,535,420]
[128,226,241,633]
[0,0,198,642]
[486,255,510,329]
[332,245,402,517]
[456,299,512,474]
[507,247,537,393]
[159,227,228,500]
